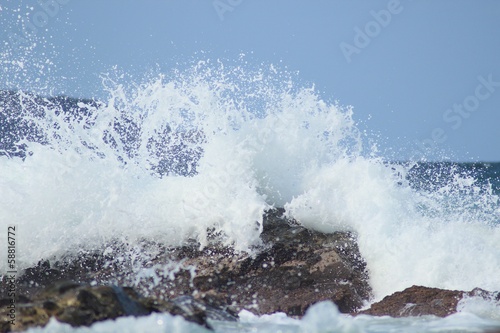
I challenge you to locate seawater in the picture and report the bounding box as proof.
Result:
[1,62,499,332]
[22,302,500,333]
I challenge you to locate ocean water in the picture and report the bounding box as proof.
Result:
[1,62,500,332]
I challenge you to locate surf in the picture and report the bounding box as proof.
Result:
[0,60,499,304]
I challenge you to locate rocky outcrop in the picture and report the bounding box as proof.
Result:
[0,281,236,332]
[359,285,500,317]
[2,209,499,332]
[0,208,371,331]
[162,208,371,316]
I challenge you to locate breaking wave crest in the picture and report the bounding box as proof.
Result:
[0,60,499,300]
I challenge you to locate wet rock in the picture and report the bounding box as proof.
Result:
[358,285,500,317]
[4,208,371,330]
[147,208,371,316]
[0,281,236,332]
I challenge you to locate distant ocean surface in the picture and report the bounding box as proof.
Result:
[1,63,499,332]
[406,161,500,197]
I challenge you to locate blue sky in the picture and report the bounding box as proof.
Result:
[1,0,500,161]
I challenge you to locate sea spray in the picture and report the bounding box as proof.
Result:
[0,61,360,273]
[1,60,499,305]
[286,157,500,299]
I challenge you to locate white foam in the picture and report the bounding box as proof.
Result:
[25,313,210,333]
[1,61,499,304]
[286,157,500,299]
[22,302,500,333]
[458,293,500,321]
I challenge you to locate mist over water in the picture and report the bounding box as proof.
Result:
[1,60,499,306]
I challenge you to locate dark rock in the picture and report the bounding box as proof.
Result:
[139,208,371,316]
[358,285,500,318]
[6,208,371,324]
[0,281,236,332]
